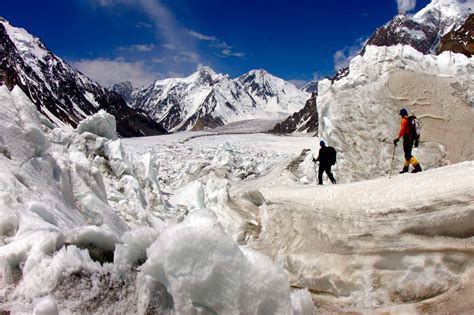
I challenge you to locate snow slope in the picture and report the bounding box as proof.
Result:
[317,44,474,183]
[413,0,474,36]
[246,161,474,313]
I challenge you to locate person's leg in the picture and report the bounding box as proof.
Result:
[401,137,412,173]
[318,166,324,185]
[410,156,422,173]
[326,166,336,184]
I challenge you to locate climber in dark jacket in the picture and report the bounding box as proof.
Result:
[313,140,336,185]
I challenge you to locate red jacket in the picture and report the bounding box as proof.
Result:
[398,115,409,139]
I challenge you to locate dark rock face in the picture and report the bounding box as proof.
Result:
[191,114,225,131]
[271,93,318,134]
[364,13,439,54]
[437,14,474,57]
[0,19,166,137]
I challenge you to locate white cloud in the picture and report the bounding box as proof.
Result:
[333,37,367,71]
[119,43,155,52]
[96,0,184,51]
[152,57,165,63]
[136,21,153,29]
[72,58,159,88]
[221,49,245,58]
[162,43,176,50]
[172,51,199,63]
[211,41,231,50]
[212,42,245,58]
[396,0,416,12]
[312,72,322,81]
[187,30,217,41]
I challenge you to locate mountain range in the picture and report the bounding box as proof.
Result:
[113,67,309,132]
[0,0,472,136]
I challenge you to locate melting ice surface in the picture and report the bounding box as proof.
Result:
[0,86,314,314]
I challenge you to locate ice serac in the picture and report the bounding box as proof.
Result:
[133,66,309,132]
[0,17,166,137]
[317,44,474,183]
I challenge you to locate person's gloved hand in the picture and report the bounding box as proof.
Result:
[393,138,399,145]
[414,139,419,147]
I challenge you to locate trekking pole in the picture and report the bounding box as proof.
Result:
[389,143,396,178]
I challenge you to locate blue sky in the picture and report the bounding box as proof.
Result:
[0,0,430,87]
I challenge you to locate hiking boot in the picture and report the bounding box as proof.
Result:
[412,164,422,173]
[399,166,409,174]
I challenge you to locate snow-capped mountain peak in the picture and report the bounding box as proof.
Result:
[364,0,473,55]
[414,0,474,35]
[132,67,309,132]
[189,65,223,86]
[1,17,49,72]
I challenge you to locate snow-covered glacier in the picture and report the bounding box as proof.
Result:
[1,81,474,313]
[0,86,313,314]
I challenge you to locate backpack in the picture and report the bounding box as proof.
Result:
[327,146,337,165]
[408,114,421,146]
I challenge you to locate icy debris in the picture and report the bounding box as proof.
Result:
[211,141,237,170]
[33,295,59,315]
[0,87,169,311]
[14,245,102,300]
[114,227,161,275]
[140,209,294,314]
[291,289,314,315]
[103,139,131,177]
[76,110,118,140]
[65,226,121,263]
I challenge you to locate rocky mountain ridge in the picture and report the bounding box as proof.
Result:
[0,17,166,137]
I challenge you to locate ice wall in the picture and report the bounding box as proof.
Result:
[317,45,474,182]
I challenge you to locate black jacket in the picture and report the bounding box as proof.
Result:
[316,146,336,166]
